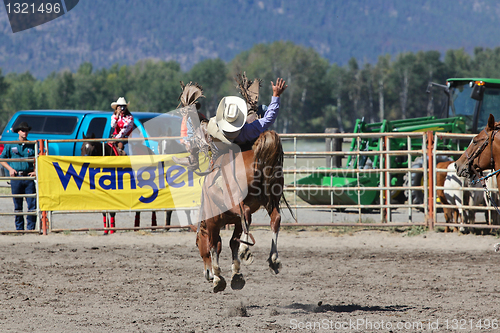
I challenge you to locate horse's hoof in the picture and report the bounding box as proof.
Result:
[230,273,246,290]
[204,269,213,282]
[213,276,226,293]
[239,247,254,265]
[268,257,281,274]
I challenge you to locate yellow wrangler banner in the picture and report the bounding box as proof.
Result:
[38,155,204,211]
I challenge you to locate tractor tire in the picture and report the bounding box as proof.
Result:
[404,156,453,206]
[405,157,424,206]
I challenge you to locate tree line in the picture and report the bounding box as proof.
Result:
[1,41,500,133]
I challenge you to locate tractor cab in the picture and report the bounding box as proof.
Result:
[445,78,500,133]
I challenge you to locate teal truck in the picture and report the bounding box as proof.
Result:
[295,78,500,207]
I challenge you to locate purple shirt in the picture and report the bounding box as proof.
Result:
[234,96,280,144]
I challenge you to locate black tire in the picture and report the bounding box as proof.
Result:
[404,157,424,205]
[404,156,453,206]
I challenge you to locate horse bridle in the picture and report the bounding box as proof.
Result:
[465,128,498,179]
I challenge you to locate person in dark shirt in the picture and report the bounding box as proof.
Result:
[0,122,37,230]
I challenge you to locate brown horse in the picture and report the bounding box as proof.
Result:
[196,130,291,293]
[456,114,500,235]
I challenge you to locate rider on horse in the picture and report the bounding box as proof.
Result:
[173,74,287,171]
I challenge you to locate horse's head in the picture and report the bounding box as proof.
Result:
[456,114,500,178]
[81,132,98,156]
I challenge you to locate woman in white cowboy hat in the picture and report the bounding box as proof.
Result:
[110,97,134,155]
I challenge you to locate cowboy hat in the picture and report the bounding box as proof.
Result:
[216,96,247,132]
[111,97,130,110]
[207,96,247,143]
[13,122,31,133]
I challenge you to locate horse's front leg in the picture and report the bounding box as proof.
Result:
[230,214,246,290]
[209,229,226,293]
[268,207,281,274]
[196,225,213,282]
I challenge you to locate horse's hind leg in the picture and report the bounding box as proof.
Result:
[268,207,281,274]
[230,218,245,290]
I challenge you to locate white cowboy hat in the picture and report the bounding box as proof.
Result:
[111,97,130,110]
[207,96,247,143]
[216,96,247,133]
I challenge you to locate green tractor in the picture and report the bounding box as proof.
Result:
[295,78,500,207]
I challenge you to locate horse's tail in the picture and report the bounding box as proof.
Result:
[252,130,290,216]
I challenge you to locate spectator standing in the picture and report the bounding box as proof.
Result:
[110,97,134,155]
[0,122,37,230]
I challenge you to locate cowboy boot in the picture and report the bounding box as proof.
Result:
[110,216,115,234]
[172,148,199,170]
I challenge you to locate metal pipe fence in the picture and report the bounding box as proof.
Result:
[0,140,40,234]
[0,131,495,234]
[280,132,428,227]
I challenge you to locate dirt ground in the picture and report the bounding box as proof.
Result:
[1,228,500,333]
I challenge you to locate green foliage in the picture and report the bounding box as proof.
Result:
[405,226,426,237]
[186,58,228,118]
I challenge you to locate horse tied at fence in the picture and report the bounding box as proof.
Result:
[196,130,292,293]
[455,113,500,248]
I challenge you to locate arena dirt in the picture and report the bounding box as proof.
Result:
[1,228,499,332]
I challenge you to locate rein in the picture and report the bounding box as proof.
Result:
[465,129,493,173]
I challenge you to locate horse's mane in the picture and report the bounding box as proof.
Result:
[252,131,284,213]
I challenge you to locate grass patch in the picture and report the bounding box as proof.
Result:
[0,187,11,195]
[405,226,426,237]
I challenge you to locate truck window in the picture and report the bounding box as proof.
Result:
[86,117,107,138]
[12,115,78,135]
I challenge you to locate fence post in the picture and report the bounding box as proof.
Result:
[38,139,48,235]
[426,131,434,230]
[325,128,342,168]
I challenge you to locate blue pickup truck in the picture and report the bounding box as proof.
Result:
[1,110,183,156]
